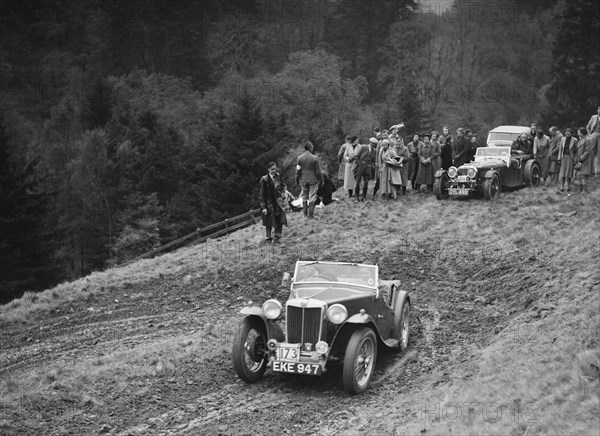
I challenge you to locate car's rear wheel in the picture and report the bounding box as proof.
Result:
[524,161,541,186]
[484,173,501,200]
[232,317,267,383]
[434,172,449,200]
[343,328,377,395]
[392,292,410,350]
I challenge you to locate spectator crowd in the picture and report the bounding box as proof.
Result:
[333,106,600,200]
[258,106,599,242]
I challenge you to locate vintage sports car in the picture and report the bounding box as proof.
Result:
[434,146,541,200]
[232,261,411,394]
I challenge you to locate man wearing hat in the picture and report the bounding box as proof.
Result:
[454,128,470,167]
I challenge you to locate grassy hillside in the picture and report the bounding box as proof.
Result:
[1,180,599,435]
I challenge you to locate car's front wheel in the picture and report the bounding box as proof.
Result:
[232,317,267,383]
[343,328,377,395]
[434,173,449,200]
[392,292,410,350]
[524,160,541,186]
[484,173,501,200]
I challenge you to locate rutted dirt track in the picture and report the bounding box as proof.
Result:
[1,188,598,435]
[0,248,536,434]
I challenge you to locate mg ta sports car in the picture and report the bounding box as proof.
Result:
[232,261,411,394]
[434,146,540,200]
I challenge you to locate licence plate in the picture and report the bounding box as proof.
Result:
[272,361,322,375]
[449,188,470,196]
[276,344,300,361]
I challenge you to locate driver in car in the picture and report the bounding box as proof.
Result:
[512,132,533,155]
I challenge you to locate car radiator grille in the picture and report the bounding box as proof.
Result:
[286,306,322,344]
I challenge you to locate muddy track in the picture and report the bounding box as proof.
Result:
[0,239,532,436]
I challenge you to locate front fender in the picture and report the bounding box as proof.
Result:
[484,170,497,179]
[239,308,285,342]
[240,306,265,317]
[434,169,446,178]
[329,313,389,355]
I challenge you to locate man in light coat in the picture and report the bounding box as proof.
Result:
[296,141,323,219]
[586,106,600,176]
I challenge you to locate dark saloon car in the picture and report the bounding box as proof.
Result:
[434,146,540,200]
[232,261,411,394]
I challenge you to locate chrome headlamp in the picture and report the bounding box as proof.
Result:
[262,299,283,319]
[448,167,458,178]
[467,167,477,179]
[327,304,348,324]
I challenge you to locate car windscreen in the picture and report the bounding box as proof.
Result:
[476,147,510,157]
[294,263,377,288]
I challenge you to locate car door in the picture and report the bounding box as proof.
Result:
[502,157,523,187]
[372,297,394,338]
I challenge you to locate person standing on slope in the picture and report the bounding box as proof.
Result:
[296,141,323,219]
[259,162,288,244]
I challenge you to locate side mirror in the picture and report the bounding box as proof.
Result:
[281,272,291,287]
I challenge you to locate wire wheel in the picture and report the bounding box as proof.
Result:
[343,328,377,395]
[484,173,501,200]
[232,317,267,383]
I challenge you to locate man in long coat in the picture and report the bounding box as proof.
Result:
[548,126,563,184]
[259,162,287,243]
[296,141,323,218]
[407,134,423,191]
[343,136,359,197]
[351,139,374,202]
[533,128,551,184]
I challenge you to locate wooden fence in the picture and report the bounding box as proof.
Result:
[119,209,261,266]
